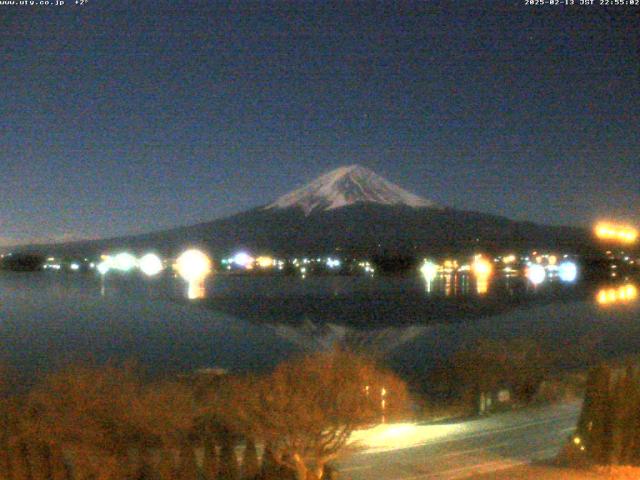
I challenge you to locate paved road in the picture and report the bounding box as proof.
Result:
[338,401,581,480]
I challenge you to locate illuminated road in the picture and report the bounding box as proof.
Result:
[339,401,581,480]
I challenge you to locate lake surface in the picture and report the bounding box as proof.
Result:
[1,271,639,385]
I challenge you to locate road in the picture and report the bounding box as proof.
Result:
[338,401,581,480]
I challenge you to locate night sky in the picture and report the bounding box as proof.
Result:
[2,1,638,246]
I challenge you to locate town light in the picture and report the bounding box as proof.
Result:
[175,249,212,283]
[502,254,516,264]
[420,260,438,283]
[256,256,275,268]
[558,261,578,283]
[139,253,164,277]
[526,264,546,286]
[327,258,341,269]
[97,259,111,275]
[232,252,254,268]
[472,256,493,278]
[595,222,638,244]
[112,252,137,272]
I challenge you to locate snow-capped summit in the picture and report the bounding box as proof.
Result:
[266,165,436,215]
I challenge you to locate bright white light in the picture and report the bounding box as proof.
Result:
[97,261,110,275]
[327,258,341,269]
[70,263,80,271]
[558,261,578,283]
[176,249,212,283]
[526,264,546,286]
[232,252,254,268]
[420,261,438,283]
[113,252,137,272]
[139,253,163,277]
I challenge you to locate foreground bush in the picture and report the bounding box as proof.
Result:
[0,350,410,480]
[568,361,640,467]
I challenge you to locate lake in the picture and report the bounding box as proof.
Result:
[1,270,638,385]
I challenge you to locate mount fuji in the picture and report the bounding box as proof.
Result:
[266,165,436,215]
[23,165,592,258]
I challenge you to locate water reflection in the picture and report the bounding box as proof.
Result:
[187,279,207,299]
[476,276,490,295]
[597,283,638,306]
[420,272,492,297]
[472,256,493,295]
[270,319,428,356]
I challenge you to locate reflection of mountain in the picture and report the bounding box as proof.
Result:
[269,319,428,356]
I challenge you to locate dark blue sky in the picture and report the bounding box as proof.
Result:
[2,1,638,246]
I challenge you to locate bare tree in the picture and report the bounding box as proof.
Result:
[215,350,410,480]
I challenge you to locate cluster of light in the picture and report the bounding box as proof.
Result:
[526,264,546,286]
[256,256,275,268]
[139,253,164,277]
[70,263,80,271]
[471,256,493,278]
[420,260,438,283]
[113,252,137,272]
[232,252,254,268]
[358,261,375,274]
[502,255,517,264]
[442,260,458,273]
[326,258,341,269]
[558,261,578,283]
[595,222,638,244]
[597,284,638,305]
[175,249,212,283]
[97,261,110,275]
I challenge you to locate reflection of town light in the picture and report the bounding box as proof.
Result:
[558,261,578,283]
[472,256,492,295]
[597,284,638,306]
[232,252,254,268]
[187,281,206,300]
[113,252,137,272]
[176,249,212,283]
[420,261,438,283]
[139,253,163,277]
[526,264,546,286]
